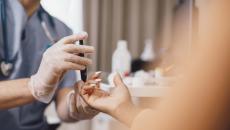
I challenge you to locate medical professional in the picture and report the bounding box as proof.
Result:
[0,0,100,130]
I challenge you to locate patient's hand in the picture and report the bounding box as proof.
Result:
[79,73,133,116]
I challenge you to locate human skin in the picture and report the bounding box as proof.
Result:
[79,1,230,129]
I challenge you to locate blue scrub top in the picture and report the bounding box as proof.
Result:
[0,0,77,130]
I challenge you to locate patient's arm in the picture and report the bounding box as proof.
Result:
[81,40,230,129]
[119,1,230,129]
[80,1,230,129]
[0,79,35,109]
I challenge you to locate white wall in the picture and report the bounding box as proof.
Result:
[41,0,83,33]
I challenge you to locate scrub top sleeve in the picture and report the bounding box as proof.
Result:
[58,70,77,89]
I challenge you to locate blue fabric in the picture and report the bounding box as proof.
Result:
[0,0,77,130]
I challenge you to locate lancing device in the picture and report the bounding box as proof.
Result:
[79,40,87,82]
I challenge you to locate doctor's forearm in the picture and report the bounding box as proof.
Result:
[0,79,35,109]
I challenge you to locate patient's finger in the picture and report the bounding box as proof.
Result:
[86,79,102,88]
[92,88,110,97]
[88,71,102,80]
[83,84,96,95]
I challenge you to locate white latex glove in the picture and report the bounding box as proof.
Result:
[28,32,95,103]
[66,72,102,120]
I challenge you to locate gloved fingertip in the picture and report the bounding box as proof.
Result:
[73,80,84,93]
[80,31,88,37]
[77,80,84,87]
[77,31,88,40]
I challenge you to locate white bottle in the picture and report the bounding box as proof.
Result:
[112,40,131,76]
[140,39,155,61]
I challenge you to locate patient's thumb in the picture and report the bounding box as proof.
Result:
[113,73,125,87]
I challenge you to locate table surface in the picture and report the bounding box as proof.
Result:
[101,83,169,98]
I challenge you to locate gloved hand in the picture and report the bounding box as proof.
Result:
[28,32,95,103]
[66,72,102,120]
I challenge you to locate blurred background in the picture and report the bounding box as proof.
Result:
[41,0,203,130]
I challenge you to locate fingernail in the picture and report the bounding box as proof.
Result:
[95,79,102,82]
[95,71,102,75]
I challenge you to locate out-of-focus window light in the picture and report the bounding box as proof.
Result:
[41,0,83,33]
